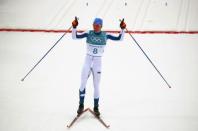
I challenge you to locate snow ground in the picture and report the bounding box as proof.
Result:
[0,32,198,131]
[0,0,198,131]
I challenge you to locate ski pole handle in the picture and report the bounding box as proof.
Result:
[75,16,79,21]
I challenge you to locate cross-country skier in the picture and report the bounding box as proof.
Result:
[72,17,126,117]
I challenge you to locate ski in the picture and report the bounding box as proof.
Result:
[67,108,89,128]
[88,108,110,128]
[66,108,110,128]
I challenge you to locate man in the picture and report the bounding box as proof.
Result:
[72,17,126,117]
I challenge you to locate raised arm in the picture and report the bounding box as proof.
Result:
[106,19,126,41]
[71,17,88,39]
[72,28,88,39]
[106,30,125,41]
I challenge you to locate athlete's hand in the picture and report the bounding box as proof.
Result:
[72,17,78,28]
[120,19,126,29]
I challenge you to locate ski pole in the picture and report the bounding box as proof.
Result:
[21,25,73,82]
[120,19,172,88]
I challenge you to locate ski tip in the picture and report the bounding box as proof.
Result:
[21,78,24,82]
[104,125,110,128]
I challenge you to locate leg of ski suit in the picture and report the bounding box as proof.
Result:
[79,55,101,106]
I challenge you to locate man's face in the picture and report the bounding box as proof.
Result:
[93,24,102,33]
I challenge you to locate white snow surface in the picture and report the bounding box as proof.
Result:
[0,0,198,131]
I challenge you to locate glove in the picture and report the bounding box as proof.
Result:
[120,19,126,29]
[72,17,78,28]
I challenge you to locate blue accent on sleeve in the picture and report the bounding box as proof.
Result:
[106,34,122,40]
[76,32,88,38]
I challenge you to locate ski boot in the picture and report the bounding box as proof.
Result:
[93,106,100,117]
[77,104,84,116]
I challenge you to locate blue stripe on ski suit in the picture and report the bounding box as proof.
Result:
[75,31,122,40]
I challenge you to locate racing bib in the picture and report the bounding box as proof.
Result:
[86,44,105,56]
